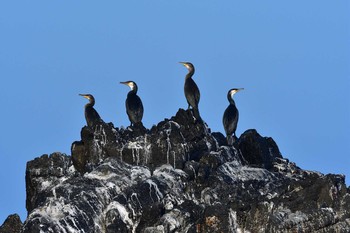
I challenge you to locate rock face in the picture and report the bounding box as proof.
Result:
[0,214,22,233]
[2,109,350,232]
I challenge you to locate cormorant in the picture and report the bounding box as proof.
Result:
[179,62,201,121]
[120,81,144,126]
[223,88,244,145]
[79,94,103,128]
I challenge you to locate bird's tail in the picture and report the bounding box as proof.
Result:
[226,135,237,146]
[193,107,202,122]
[226,135,233,146]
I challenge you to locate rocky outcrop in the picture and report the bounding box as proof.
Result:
[70,109,219,173]
[0,214,22,233]
[2,109,350,232]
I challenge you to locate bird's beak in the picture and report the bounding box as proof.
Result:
[234,88,244,94]
[120,81,129,88]
[179,62,189,69]
[79,94,88,99]
[120,81,134,90]
[230,88,244,96]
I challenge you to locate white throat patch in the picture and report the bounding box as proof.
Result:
[128,82,135,90]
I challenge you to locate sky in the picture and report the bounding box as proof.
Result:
[0,1,349,224]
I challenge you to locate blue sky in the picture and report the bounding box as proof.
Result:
[0,1,349,223]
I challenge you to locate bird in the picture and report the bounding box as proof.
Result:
[79,94,103,128]
[179,62,201,121]
[223,88,244,145]
[120,81,144,127]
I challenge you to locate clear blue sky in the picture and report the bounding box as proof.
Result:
[0,1,349,224]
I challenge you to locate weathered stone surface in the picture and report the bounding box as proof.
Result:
[71,122,120,173]
[0,214,22,233]
[3,109,349,232]
[237,129,282,169]
[25,152,74,213]
[71,109,218,174]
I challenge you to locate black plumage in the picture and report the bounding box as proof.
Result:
[79,94,103,128]
[180,62,201,121]
[223,88,244,145]
[120,81,144,126]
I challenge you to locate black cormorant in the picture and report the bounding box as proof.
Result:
[79,94,103,128]
[120,81,144,126]
[179,62,201,121]
[223,88,244,145]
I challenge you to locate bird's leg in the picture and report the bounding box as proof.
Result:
[187,104,191,110]
[232,134,238,144]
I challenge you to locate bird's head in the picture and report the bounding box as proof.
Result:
[120,81,137,91]
[79,94,94,101]
[179,62,195,71]
[229,88,244,97]
[79,93,95,105]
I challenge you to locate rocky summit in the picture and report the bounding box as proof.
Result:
[2,109,350,233]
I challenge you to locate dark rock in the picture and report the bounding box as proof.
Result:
[70,140,85,173]
[237,129,282,169]
[9,108,350,232]
[71,122,120,173]
[70,109,218,173]
[0,214,22,233]
[211,132,227,147]
[25,152,74,213]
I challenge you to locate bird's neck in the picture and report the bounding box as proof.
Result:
[130,84,138,94]
[228,94,236,105]
[85,99,95,108]
[128,90,137,96]
[185,69,195,79]
[129,88,137,95]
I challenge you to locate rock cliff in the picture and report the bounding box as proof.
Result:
[2,109,350,232]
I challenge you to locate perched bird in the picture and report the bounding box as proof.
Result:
[179,62,201,121]
[223,88,244,145]
[79,94,103,128]
[120,81,144,126]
